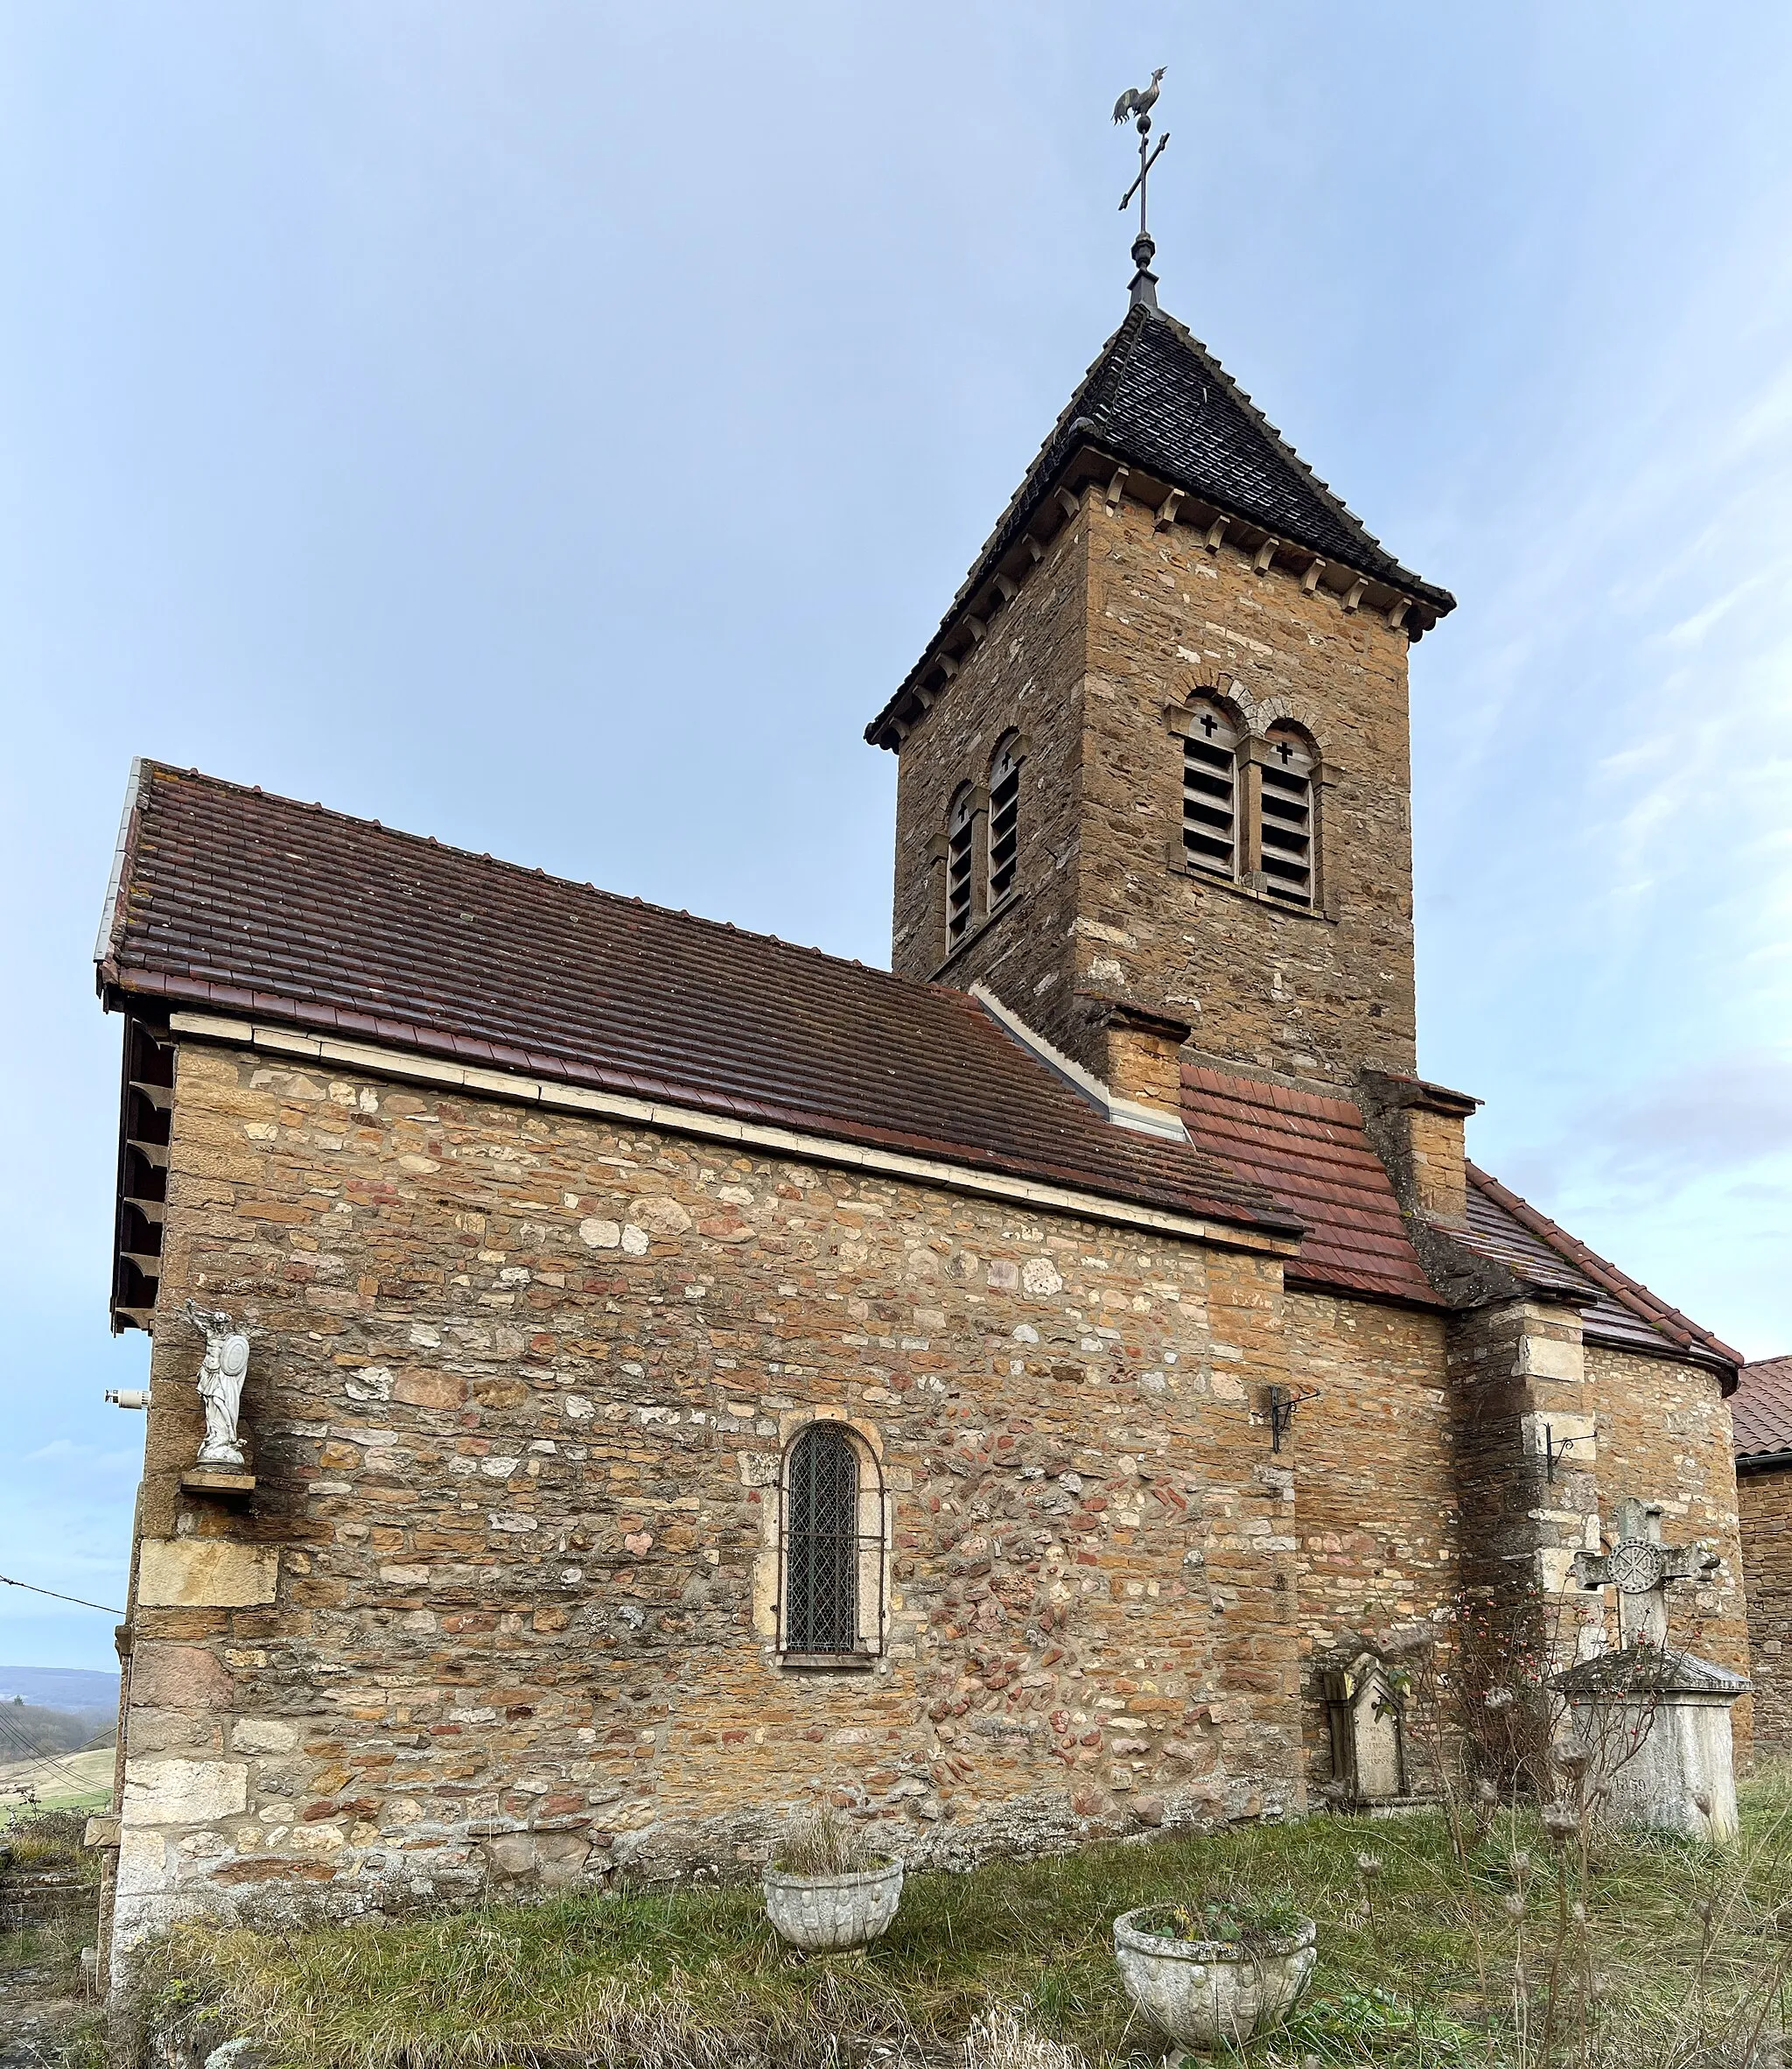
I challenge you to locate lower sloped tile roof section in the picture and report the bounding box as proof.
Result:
[96,763,1298,1238]
[1179,1065,1442,1308]
[1463,1164,1740,1374]
[1732,1357,1792,1462]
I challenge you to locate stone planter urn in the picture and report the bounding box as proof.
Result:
[1113,1904,1317,2054]
[762,1856,904,1952]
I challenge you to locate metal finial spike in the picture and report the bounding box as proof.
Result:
[1128,231,1159,312]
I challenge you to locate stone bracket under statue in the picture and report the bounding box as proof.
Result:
[1558,1497,1746,1839]
[179,1301,256,1496]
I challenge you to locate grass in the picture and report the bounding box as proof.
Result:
[1,1806,106,2069]
[129,1771,1792,2069]
[0,1786,110,1825]
[0,1743,116,1827]
[770,1808,894,1877]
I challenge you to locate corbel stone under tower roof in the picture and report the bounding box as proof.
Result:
[866,301,1456,751]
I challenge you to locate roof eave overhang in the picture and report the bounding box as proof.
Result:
[100,971,1303,1253]
[865,434,1458,752]
[1738,1447,1792,1473]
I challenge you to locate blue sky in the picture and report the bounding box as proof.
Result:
[4,4,1789,1672]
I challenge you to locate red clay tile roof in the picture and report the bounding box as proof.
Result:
[1463,1164,1740,1375]
[1179,1065,1443,1308]
[96,762,1299,1238]
[1732,1357,1792,1462]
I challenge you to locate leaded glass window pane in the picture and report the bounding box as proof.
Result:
[786,1424,858,1652]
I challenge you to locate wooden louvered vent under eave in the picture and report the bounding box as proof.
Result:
[113,1019,173,1333]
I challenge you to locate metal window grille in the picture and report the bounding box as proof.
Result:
[783,1424,860,1653]
[947,791,975,945]
[1259,730,1315,907]
[1182,703,1239,877]
[988,744,1022,904]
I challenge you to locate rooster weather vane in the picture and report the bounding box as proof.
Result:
[1112,67,1168,309]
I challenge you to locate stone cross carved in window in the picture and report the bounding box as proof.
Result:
[1570,1497,1719,1649]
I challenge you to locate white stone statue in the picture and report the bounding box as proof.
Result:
[184,1302,250,1468]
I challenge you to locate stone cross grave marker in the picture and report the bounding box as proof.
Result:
[1570,1497,1718,1648]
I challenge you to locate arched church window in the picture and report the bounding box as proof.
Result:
[988,734,1024,906]
[1182,698,1241,880]
[946,785,976,948]
[1259,725,1317,908]
[781,1422,871,1654]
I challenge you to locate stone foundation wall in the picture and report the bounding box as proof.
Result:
[112,1038,1305,1951]
[1739,1466,1792,1758]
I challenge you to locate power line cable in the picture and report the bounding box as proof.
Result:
[0,1709,106,1785]
[0,1708,108,1796]
[0,1570,123,1616]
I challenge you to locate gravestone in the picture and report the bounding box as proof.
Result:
[1570,1498,1719,1649]
[1322,1654,1407,1804]
[1557,1497,1745,1839]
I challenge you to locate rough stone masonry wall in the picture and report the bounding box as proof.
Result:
[887,485,1423,1094]
[1586,1343,1749,1750]
[889,498,1088,1006]
[1283,1293,1457,1789]
[1738,1468,1792,1758]
[1077,494,1420,1092]
[111,1037,1305,1952]
[1443,1295,1606,1686]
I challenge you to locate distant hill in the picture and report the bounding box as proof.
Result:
[0,1665,119,1715]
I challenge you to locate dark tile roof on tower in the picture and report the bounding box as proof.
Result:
[869,304,1454,747]
[1179,1065,1443,1308]
[1071,309,1452,602]
[1733,1357,1792,1463]
[1462,1164,1740,1376]
[94,762,1300,1239]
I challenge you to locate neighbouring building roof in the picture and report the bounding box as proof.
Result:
[1732,1357,1792,1465]
[1462,1164,1740,1377]
[868,303,1456,748]
[94,762,1299,1239]
[1180,1066,1444,1309]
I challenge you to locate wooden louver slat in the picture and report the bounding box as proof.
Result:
[1183,702,1239,878]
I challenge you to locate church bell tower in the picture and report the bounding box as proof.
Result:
[864,227,1454,1116]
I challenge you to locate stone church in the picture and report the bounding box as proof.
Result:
[89,263,1746,1969]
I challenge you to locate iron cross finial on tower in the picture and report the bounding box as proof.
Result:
[1114,67,1170,310]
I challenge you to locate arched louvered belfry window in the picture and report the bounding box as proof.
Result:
[782,1423,860,1653]
[1182,698,1242,880]
[1259,725,1318,908]
[987,734,1024,906]
[946,784,976,949]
